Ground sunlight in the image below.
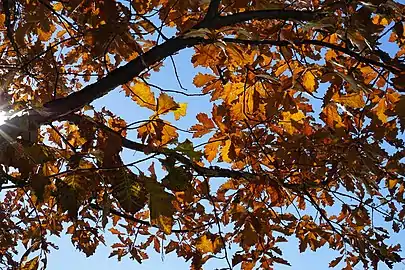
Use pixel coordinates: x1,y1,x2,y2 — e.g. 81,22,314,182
0,111,8,125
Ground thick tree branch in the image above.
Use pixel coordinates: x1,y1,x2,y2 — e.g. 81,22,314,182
199,9,324,29
0,8,396,151
41,9,321,119
204,0,221,21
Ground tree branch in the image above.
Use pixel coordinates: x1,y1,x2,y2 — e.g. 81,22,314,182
0,8,387,152
204,0,221,21
89,203,213,233
65,114,301,190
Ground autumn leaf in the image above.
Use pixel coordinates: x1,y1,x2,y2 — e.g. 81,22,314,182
157,93,179,115
1,1,405,269
333,92,365,108
373,98,388,123
204,137,222,162
37,28,53,41
329,256,344,268
145,179,175,234
31,173,50,201
128,82,156,110
191,113,215,138
241,223,259,248
173,102,187,120
322,104,344,128
20,256,39,270
196,234,223,254
222,82,245,104
221,139,234,163
193,73,216,87
302,71,317,92
280,111,305,134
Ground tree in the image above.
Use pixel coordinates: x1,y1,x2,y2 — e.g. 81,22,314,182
0,0,404,269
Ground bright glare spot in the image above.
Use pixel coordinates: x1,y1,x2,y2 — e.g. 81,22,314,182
0,111,8,125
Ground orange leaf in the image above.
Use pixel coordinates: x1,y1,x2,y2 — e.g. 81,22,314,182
221,139,233,163
204,137,222,162
196,234,223,254
109,228,122,235
302,71,317,92
333,92,365,108
322,104,343,128
37,28,52,41
191,113,215,138
373,98,388,123
193,73,216,87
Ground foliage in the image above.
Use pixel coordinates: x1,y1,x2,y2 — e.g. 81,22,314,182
0,0,405,269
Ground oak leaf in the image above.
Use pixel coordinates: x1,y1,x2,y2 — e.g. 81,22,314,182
193,73,216,87
157,93,179,115
196,234,223,254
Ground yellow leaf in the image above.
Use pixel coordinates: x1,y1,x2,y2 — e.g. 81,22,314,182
372,15,389,26
157,93,178,115
53,2,63,11
303,71,317,92
280,111,305,134
173,103,187,120
221,139,233,163
325,50,337,61
56,29,67,38
374,98,388,123
193,73,216,87
333,92,365,108
21,256,39,270
275,63,288,76
388,179,398,189
322,104,343,128
222,82,244,104
204,137,222,162
161,122,178,145
196,234,223,254
129,82,155,110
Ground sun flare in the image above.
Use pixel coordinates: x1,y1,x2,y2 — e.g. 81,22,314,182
0,111,9,126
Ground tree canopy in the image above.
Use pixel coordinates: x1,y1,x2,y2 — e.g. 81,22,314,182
0,0,405,269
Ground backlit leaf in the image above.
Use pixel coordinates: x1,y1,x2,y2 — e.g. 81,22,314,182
129,82,156,110
157,93,179,115
193,73,216,87
145,180,175,234
173,103,187,120
333,92,365,108
196,234,223,254
302,71,317,92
